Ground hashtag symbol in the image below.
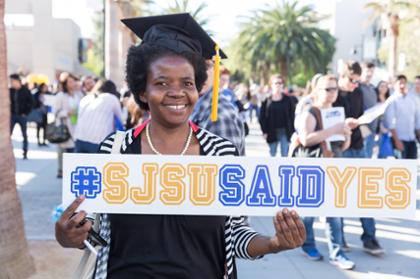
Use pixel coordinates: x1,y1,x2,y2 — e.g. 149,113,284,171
71,167,102,199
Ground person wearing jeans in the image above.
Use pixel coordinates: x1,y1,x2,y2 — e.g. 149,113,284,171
10,115,29,157
9,74,33,159
302,217,354,269
384,75,420,160
363,133,375,158
296,75,355,269
332,61,384,256
342,148,384,255
268,128,289,157
259,74,295,157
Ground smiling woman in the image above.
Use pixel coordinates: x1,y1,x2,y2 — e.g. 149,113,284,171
55,13,306,279
126,45,207,134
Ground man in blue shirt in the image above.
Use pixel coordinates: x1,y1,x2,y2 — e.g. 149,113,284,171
384,75,420,159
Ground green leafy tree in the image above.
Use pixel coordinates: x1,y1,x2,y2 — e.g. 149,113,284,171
83,0,153,77
83,11,104,77
229,1,335,85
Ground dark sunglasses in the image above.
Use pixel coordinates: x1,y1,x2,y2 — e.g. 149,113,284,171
322,87,338,93
348,77,359,84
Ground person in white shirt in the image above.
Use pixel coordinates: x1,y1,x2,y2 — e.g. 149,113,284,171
74,80,123,153
55,72,83,178
384,75,420,159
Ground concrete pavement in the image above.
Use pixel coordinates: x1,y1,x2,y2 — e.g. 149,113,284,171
238,122,420,279
13,122,420,279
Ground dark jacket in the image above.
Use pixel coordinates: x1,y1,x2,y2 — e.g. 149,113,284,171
10,86,33,115
259,95,296,143
333,89,364,150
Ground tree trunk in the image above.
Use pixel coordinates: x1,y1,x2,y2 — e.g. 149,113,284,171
388,13,399,78
279,59,288,85
0,0,35,277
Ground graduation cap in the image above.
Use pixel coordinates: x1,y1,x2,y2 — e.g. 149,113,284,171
121,13,225,121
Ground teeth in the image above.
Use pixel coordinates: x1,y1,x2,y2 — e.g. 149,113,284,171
166,105,186,110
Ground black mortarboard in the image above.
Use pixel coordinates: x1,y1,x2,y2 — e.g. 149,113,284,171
121,13,227,59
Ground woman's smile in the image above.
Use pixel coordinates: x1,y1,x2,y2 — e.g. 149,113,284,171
143,55,198,127
163,104,189,111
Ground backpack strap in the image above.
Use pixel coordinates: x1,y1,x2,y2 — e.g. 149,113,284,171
311,107,334,157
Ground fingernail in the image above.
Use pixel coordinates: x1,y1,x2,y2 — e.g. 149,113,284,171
283,208,289,214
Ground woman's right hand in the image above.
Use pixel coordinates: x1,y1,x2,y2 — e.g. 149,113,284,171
55,196,92,249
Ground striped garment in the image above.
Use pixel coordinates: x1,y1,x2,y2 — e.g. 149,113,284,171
92,122,260,279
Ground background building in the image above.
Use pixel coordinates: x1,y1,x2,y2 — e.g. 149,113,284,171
324,0,388,81
5,0,90,84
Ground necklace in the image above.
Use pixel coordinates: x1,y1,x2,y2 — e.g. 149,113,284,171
146,123,193,156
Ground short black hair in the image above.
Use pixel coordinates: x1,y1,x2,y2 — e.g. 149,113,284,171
343,61,362,77
397,74,407,81
362,61,375,69
125,44,207,110
9,73,21,82
415,75,420,80
99,80,118,95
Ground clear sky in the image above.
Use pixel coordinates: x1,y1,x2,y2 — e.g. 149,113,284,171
52,0,335,46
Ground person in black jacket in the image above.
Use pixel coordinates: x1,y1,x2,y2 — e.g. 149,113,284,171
259,74,295,157
333,61,384,256
10,74,33,159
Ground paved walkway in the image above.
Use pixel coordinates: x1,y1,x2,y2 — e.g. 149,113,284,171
13,122,420,279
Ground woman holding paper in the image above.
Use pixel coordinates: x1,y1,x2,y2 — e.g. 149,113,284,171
295,75,355,270
55,14,306,279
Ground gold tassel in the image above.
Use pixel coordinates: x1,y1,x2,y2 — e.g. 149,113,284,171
211,44,220,122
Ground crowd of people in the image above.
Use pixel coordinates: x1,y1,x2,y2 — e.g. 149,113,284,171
9,72,145,177
8,13,420,277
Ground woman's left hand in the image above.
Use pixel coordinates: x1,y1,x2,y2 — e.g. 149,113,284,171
269,209,306,252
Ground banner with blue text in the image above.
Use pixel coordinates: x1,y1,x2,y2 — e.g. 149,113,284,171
63,154,417,218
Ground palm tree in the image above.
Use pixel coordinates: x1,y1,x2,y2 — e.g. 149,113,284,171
0,0,35,277
231,1,335,84
160,0,210,29
365,0,420,78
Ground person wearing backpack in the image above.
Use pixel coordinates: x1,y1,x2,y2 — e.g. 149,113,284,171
294,75,355,270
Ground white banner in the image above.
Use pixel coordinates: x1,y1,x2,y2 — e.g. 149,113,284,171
63,154,417,218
